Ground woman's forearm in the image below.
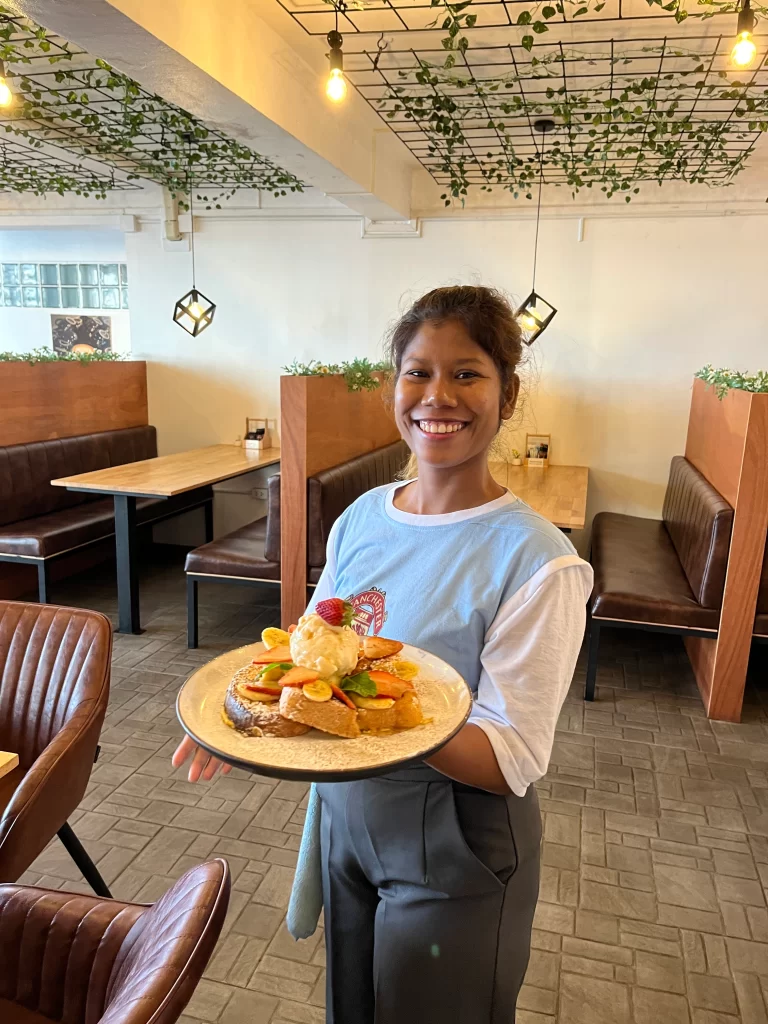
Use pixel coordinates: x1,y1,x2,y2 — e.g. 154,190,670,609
426,723,510,795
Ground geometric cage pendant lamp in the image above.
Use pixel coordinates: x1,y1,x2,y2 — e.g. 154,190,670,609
516,119,557,346
173,135,216,336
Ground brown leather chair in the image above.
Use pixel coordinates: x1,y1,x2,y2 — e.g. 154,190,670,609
185,440,408,646
0,601,112,896
586,456,733,700
0,859,231,1024
754,536,768,640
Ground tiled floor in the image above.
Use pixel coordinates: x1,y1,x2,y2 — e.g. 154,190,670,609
16,549,768,1024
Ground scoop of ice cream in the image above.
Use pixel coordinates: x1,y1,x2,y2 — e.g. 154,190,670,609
289,612,359,682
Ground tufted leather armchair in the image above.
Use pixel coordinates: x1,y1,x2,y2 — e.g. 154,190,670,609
0,601,112,894
0,859,231,1024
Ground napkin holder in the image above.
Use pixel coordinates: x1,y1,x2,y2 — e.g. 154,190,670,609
244,418,271,451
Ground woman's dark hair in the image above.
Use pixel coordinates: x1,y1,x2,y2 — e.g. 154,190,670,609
385,285,523,400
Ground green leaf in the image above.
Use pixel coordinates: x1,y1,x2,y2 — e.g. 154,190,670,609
341,672,377,697
516,10,532,24
521,34,534,51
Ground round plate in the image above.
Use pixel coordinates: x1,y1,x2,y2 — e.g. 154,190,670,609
176,641,472,781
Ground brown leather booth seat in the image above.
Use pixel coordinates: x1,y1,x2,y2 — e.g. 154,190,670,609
0,859,230,1024
586,456,733,700
755,538,768,638
0,427,212,602
185,440,409,646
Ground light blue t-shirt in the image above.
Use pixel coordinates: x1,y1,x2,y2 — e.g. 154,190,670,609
310,482,578,694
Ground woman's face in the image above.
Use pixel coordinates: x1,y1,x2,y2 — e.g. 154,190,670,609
394,319,518,471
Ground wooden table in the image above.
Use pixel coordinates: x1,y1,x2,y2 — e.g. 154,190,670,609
0,751,19,780
490,463,589,531
52,444,280,635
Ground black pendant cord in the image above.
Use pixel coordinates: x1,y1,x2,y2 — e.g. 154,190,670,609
187,137,196,291
531,153,543,294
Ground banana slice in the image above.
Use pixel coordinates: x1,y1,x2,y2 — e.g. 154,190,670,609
262,627,291,649
350,694,395,710
260,664,288,682
302,680,333,703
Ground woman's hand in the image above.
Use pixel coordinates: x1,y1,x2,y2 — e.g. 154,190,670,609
172,735,233,782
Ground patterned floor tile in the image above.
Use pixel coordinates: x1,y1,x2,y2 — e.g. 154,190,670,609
14,549,768,1022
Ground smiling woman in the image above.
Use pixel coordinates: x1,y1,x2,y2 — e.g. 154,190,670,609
174,285,593,1024
387,286,521,509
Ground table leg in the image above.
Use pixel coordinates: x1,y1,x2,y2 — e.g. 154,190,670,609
114,494,142,635
204,499,214,543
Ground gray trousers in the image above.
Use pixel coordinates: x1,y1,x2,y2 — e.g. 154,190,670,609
317,765,541,1024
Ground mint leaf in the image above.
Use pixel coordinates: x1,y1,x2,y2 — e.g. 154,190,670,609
260,662,293,674
340,672,377,697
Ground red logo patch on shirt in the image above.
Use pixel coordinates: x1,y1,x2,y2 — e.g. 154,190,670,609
347,587,387,636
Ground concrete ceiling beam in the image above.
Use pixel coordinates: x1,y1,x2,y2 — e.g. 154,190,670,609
14,0,428,220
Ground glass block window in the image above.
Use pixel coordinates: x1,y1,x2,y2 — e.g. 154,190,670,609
0,263,129,309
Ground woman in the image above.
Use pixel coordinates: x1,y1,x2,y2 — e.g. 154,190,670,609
174,285,593,1023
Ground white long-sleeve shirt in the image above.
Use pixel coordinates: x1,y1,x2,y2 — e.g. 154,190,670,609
308,483,593,795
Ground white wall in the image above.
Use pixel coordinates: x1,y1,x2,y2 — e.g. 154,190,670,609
125,210,768,551
0,228,131,354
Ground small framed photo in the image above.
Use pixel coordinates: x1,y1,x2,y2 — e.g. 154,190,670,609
525,433,550,468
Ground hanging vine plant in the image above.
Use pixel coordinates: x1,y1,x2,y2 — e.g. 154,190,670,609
377,41,768,204
0,6,305,202
368,0,768,63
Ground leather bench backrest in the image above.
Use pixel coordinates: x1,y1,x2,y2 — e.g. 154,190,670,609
757,536,768,617
0,426,157,527
262,440,409,566
661,455,733,609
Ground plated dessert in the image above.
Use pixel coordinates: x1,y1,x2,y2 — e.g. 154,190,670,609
223,599,423,740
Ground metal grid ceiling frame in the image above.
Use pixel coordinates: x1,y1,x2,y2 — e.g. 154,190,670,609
276,0,768,195
0,8,304,196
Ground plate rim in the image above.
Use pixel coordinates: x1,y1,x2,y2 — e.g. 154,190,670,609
175,641,472,781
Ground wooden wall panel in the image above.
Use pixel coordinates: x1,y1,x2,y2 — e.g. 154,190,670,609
280,374,399,627
684,380,768,722
0,361,148,446
685,377,750,507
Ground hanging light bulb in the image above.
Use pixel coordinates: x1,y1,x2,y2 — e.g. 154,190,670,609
326,29,347,102
173,287,216,337
173,134,216,336
0,59,13,109
516,119,557,345
731,0,757,66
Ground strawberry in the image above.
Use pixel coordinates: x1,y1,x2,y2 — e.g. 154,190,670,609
315,598,354,627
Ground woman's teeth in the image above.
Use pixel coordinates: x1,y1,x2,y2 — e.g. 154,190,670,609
417,421,465,434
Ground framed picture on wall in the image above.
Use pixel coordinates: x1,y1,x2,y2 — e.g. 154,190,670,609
51,314,112,355
525,433,550,468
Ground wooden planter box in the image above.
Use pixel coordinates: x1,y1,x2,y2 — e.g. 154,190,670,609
684,377,768,721
0,360,148,446
279,373,400,625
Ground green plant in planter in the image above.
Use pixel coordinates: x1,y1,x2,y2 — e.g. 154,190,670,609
0,348,125,363
283,357,391,392
694,364,768,399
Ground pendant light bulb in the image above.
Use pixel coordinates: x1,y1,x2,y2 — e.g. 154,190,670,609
731,0,757,66
0,60,13,109
327,67,347,102
326,29,346,103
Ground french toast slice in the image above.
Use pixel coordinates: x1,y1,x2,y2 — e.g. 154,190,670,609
280,686,360,739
